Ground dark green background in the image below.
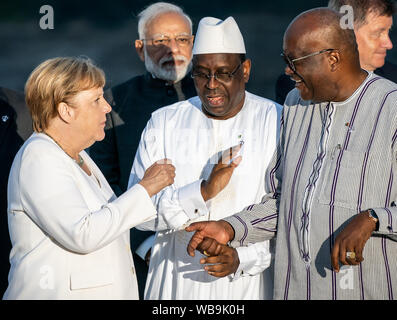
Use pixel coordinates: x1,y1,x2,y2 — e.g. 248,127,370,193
1,0,396,100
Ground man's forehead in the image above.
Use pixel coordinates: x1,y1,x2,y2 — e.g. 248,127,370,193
361,11,393,29
193,53,240,65
146,12,191,34
150,12,189,26
282,31,306,55
283,24,327,55
149,32,191,38
283,20,308,49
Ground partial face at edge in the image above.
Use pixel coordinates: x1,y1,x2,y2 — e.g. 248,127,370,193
354,12,393,71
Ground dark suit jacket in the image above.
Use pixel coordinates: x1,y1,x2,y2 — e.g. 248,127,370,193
89,72,196,298
275,60,397,105
0,87,32,297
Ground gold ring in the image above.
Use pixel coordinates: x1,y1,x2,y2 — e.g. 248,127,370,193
346,251,356,260
203,250,210,257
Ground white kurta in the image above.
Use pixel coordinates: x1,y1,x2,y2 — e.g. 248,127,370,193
129,92,281,300
4,133,157,300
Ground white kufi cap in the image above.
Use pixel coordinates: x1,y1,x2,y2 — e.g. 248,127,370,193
192,16,246,55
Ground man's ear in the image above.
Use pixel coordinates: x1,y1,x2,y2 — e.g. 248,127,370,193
329,50,341,72
242,58,252,83
135,39,145,62
57,102,74,124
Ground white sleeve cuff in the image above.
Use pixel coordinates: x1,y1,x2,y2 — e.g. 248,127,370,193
159,187,190,229
178,179,209,220
135,234,156,260
231,241,272,281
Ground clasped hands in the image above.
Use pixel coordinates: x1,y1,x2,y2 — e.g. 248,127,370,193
186,220,239,277
185,210,378,277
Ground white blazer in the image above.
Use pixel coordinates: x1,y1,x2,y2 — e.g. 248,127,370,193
3,133,156,300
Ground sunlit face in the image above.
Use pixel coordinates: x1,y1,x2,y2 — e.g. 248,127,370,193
283,33,335,103
284,55,336,103
355,12,393,71
135,12,193,82
70,86,111,143
193,53,250,120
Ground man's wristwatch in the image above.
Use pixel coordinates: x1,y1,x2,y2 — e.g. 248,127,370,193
367,209,379,231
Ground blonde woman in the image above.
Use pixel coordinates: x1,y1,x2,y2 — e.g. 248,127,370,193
3,57,175,299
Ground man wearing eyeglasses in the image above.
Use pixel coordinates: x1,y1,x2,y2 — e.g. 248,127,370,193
89,2,196,299
128,16,281,299
186,8,397,300
275,0,396,105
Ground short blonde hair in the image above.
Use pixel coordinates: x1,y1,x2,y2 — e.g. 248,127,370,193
25,56,105,132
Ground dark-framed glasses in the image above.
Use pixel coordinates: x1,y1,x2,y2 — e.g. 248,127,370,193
281,48,336,73
191,62,243,83
142,34,193,47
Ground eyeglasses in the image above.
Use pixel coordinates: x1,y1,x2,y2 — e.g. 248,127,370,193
142,35,193,47
191,62,243,84
281,48,335,73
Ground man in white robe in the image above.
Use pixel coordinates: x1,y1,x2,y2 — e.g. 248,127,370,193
128,16,282,300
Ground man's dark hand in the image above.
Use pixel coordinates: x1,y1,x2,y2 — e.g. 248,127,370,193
185,220,235,257
331,210,377,272
201,144,242,201
197,237,240,278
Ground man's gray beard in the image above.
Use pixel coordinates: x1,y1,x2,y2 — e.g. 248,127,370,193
144,51,192,83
